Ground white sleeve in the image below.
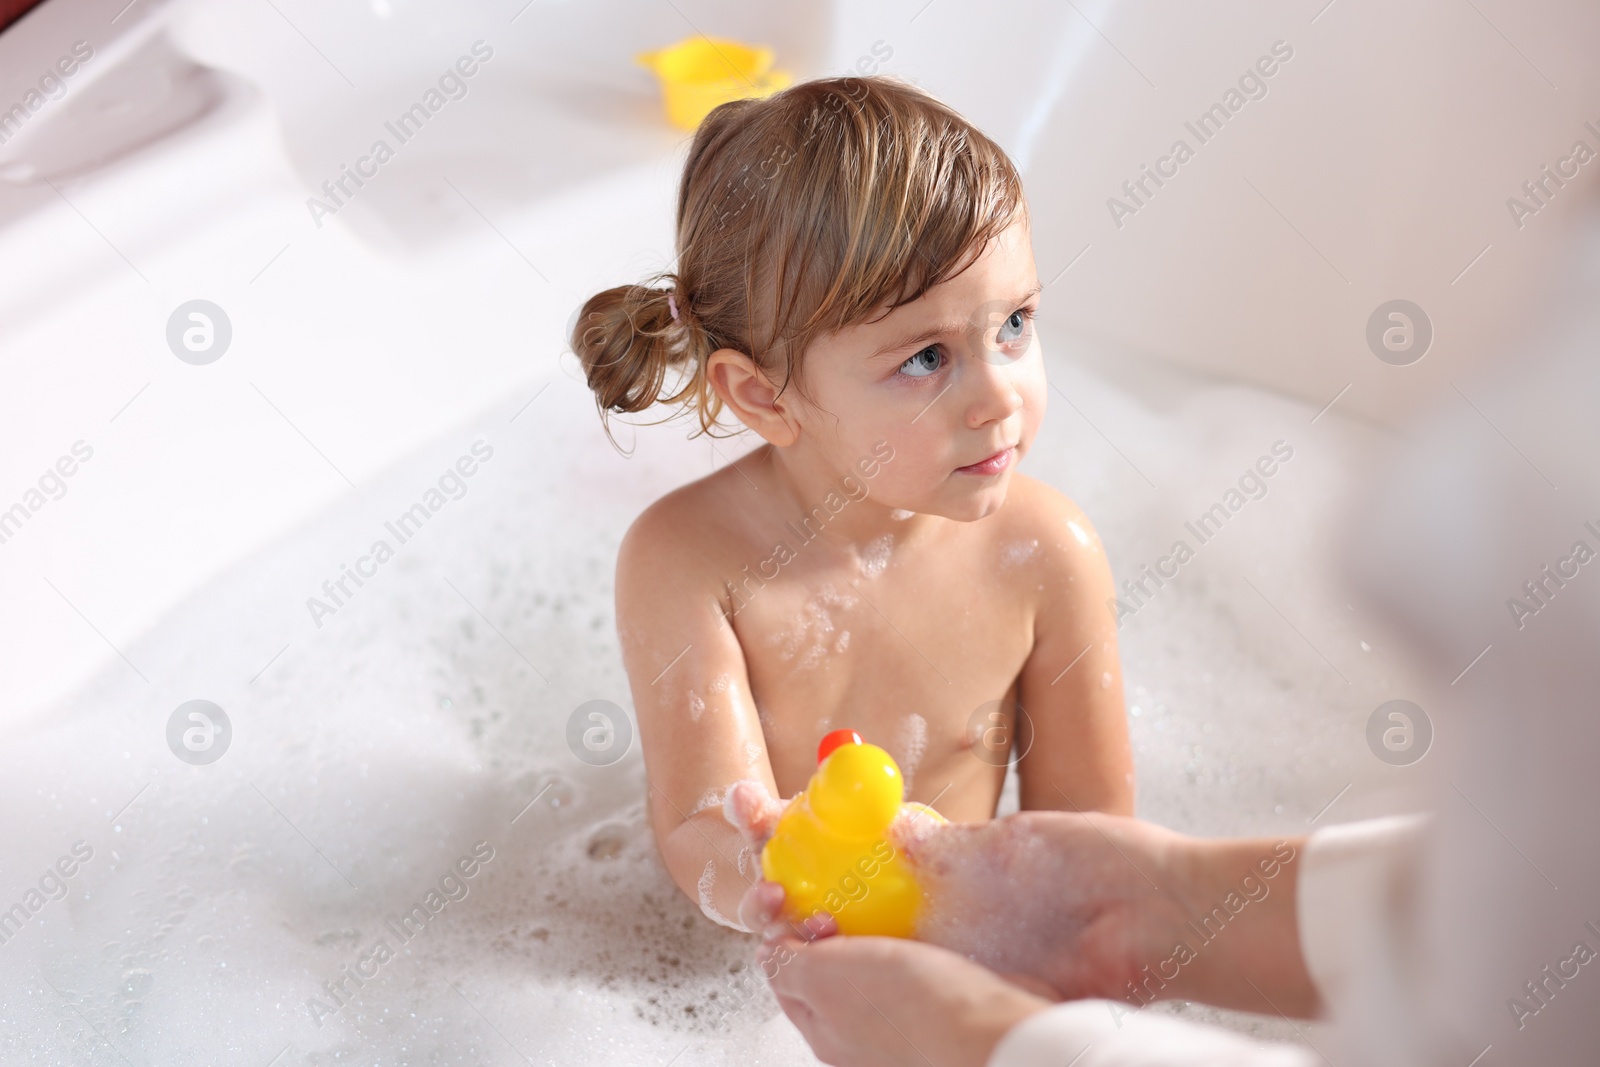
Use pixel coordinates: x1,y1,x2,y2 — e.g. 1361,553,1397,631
1295,813,1429,1051
986,999,1315,1067
988,816,1428,1067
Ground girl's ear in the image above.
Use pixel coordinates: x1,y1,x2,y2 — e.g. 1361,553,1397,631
706,348,802,447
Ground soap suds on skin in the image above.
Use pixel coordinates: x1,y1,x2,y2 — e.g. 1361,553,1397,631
688,690,706,722
767,583,857,671
859,534,893,578
896,713,928,792
1001,538,1039,567
697,860,741,929
709,672,731,694
690,785,728,816
889,508,914,521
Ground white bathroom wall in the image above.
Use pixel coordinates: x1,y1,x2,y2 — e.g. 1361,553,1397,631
833,0,1600,424
3,0,1594,722
2,0,831,719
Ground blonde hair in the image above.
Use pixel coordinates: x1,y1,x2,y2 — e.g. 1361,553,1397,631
571,75,1027,443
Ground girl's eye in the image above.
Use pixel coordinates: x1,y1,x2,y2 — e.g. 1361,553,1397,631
996,308,1032,346
898,345,943,378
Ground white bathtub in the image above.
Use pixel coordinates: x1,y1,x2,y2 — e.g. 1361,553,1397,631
0,0,1567,1062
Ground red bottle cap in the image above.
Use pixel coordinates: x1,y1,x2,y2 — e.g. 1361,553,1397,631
817,728,864,765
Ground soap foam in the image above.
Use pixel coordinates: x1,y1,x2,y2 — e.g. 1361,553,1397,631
769,583,857,671
697,860,742,930
691,785,730,817
0,352,1395,1062
1001,538,1040,567
859,534,894,578
896,713,929,792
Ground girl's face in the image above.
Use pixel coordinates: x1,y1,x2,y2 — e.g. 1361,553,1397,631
792,215,1046,522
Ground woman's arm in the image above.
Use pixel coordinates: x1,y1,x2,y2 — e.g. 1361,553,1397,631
899,811,1318,1016
615,493,784,929
1012,488,1134,815
758,934,1316,1067
751,812,1324,1066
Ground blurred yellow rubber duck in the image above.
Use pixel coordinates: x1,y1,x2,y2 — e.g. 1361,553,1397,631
636,36,792,130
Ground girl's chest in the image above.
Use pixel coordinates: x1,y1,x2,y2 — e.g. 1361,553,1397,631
728,555,1034,798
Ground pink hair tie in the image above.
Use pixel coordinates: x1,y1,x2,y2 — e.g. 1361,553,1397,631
667,293,680,321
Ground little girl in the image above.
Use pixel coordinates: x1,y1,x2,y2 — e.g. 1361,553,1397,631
572,75,1133,931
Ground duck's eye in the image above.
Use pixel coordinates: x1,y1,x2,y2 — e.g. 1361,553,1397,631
898,346,942,378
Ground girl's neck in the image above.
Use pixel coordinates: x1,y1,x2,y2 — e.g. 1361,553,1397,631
746,441,944,554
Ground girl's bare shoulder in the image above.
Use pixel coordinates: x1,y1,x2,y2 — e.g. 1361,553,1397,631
999,472,1099,538
987,472,1109,578
616,461,765,588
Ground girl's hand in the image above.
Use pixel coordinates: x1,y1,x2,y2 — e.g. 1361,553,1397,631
722,778,787,849
723,780,839,938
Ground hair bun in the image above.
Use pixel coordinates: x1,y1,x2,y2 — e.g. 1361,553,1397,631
571,278,702,419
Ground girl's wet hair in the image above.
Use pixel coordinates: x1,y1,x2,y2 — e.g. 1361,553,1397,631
571,75,1027,444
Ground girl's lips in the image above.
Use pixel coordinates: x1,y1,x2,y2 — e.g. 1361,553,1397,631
955,446,1015,476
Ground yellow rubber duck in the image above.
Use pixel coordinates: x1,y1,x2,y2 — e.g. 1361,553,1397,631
760,729,946,938
636,36,793,131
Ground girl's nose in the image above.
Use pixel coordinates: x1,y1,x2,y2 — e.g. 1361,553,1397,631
964,353,1026,428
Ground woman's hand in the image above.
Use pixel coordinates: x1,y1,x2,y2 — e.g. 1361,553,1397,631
731,785,1210,1006
893,810,1191,1002
898,810,1317,1016
756,932,1050,1067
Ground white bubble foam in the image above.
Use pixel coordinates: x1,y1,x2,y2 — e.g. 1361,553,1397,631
859,534,894,578
896,713,928,792
1002,538,1039,566
697,860,741,930
691,785,730,817
769,583,856,671
0,345,1393,1063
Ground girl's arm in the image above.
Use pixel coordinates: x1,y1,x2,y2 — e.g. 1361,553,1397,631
615,494,783,930
1013,492,1135,815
